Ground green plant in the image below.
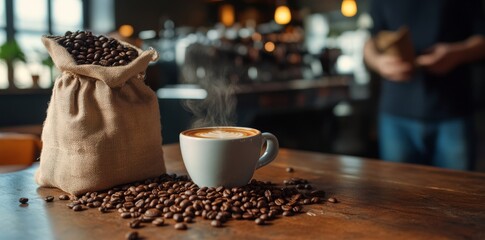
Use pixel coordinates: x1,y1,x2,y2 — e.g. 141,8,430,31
0,39,26,89
41,55,54,68
0,40,26,62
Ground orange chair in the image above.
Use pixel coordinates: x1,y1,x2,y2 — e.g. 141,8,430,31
0,133,41,172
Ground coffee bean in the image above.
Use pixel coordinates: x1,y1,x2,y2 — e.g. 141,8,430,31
292,205,302,213
98,207,109,213
281,205,292,211
125,231,139,240
184,216,193,223
211,220,222,228
174,223,187,230
140,216,155,223
183,211,195,218
173,213,183,222
75,32,86,40
311,197,321,204
19,197,29,204
67,202,79,209
215,214,227,222
282,211,294,216
59,195,70,200
73,205,83,211
164,212,174,219
286,167,294,173
128,219,142,229
274,198,285,206
144,208,161,217
255,218,265,225
44,196,54,202
327,197,338,203
152,218,165,226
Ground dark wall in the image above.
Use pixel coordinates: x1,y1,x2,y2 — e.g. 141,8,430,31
113,0,311,34
0,93,50,127
114,0,209,33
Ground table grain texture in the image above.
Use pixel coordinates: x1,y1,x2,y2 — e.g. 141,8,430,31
1,144,485,240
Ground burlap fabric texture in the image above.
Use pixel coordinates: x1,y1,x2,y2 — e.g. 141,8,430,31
35,36,166,195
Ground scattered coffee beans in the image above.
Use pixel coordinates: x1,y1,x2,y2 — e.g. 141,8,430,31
184,216,193,223
255,218,265,225
44,196,54,202
128,219,142,229
59,194,70,200
174,223,187,230
152,218,165,226
19,197,29,204
125,231,139,240
211,220,223,228
173,213,184,223
98,206,109,213
47,30,139,66
72,205,83,211
63,173,336,235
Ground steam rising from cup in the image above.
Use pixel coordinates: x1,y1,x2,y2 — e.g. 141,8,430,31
181,43,237,128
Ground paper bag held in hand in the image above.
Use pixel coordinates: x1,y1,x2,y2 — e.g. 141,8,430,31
374,26,415,64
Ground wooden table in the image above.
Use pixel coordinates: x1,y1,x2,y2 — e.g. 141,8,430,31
1,144,485,240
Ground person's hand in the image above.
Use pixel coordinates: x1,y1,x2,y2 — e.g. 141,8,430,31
375,55,413,82
416,43,460,75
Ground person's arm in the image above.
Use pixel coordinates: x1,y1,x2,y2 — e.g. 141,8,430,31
363,38,413,81
416,35,485,75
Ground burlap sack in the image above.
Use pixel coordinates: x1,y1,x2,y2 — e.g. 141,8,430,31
35,36,166,195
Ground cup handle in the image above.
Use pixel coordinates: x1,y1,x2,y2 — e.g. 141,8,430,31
256,132,279,169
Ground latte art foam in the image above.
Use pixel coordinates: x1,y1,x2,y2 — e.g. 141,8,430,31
196,130,245,139
183,127,258,139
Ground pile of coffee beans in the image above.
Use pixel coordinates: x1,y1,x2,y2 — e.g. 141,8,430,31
47,30,139,66
57,173,334,239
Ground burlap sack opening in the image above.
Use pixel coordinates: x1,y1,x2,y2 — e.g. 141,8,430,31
35,36,166,195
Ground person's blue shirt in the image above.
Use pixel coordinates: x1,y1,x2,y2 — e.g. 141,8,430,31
369,0,485,120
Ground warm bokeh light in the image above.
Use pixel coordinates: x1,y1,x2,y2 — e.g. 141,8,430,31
252,32,262,42
264,41,276,52
274,5,291,25
118,24,134,37
220,4,235,27
341,0,357,17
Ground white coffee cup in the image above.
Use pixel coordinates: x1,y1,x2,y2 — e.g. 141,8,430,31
179,126,279,187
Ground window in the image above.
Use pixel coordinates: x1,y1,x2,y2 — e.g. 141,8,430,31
52,0,83,34
0,0,84,90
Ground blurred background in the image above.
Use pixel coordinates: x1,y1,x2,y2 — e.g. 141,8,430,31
0,0,484,171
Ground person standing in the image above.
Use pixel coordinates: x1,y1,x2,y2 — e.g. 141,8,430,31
364,0,485,170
